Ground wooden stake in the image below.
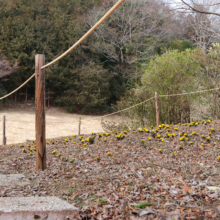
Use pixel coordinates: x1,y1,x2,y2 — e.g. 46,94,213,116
155,92,160,127
78,117,81,136
3,115,6,145
48,89,50,109
35,54,46,170
25,86,28,104
15,92,17,104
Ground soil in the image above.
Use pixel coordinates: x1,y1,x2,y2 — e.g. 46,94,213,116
0,103,119,144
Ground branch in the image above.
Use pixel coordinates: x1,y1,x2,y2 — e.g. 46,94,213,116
181,0,220,17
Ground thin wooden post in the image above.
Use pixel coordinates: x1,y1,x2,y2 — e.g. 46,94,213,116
3,116,6,145
25,86,28,104
155,92,160,127
48,89,50,109
78,117,81,136
35,54,46,170
15,92,17,104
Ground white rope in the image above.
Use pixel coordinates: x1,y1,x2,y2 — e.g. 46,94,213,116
41,0,125,69
0,73,35,100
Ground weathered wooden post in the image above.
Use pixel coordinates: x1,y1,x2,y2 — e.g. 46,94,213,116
155,92,160,127
25,86,28,104
3,115,6,145
78,117,81,136
35,54,46,170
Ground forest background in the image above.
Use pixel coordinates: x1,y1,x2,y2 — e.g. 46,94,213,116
0,0,220,127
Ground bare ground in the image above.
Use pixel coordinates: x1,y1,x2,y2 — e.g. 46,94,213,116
0,104,118,144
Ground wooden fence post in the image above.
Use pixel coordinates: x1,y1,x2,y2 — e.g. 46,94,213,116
35,54,46,170
155,92,160,127
3,116,6,145
25,86,28,104
78,117,81,136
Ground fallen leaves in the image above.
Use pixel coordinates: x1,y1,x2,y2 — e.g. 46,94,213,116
1,120,220,218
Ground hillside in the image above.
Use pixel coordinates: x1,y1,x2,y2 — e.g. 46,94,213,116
1,120,220,219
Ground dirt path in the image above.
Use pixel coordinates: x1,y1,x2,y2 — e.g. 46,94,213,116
0,107,119,144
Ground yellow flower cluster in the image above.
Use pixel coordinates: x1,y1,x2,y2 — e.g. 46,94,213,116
117,133,125,140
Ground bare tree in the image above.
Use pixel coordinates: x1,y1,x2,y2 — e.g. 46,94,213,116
180,0,220,17
85,0,180,85
164,0,220,50
0,55,17,80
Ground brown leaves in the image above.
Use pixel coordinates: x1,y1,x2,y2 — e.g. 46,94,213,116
1,121,220,219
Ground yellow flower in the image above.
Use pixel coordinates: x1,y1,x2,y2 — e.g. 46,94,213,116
108,152,111,156
201,134,204,138
201,143,204,146
73,142,76,144
70,158,75,163
144,128,149,133
148,137,151,141
97,156,100,160
157,134,161,138
84,143,87,146
174,127,178,131
104,138,107,142
138,128,143,132
172,133,175,137
218,156,220,160
206,137,210,140
52,150,56,154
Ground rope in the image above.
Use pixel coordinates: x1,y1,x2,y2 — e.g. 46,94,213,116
0,73,35,100
41,0,125,70
83,87,220,121
85,97,155,121
159,87,220,97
